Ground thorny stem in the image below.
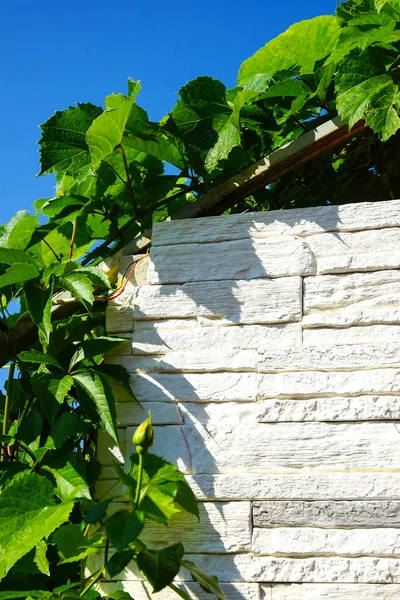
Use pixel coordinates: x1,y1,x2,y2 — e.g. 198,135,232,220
1,360,15,461
69,219,78,260
134,452,144,509
119,145,138,217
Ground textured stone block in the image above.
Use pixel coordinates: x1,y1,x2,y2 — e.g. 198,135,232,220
99,581,260,600
148,237,315,284
134,277,302,324
186,472,400,500
304,325,400,347
116,401,182,426
303,270,400,327
253,500,400,527
253,527,400,556
110,349,258,373
131,372,257,402
258,369,400,398
258,344,400,372
180,402,256,425
106,306,134,333
152,199,400,245
132,323,302,355
256,396,400,422
183,422,400,473
140,501,251,553
268,583,400,599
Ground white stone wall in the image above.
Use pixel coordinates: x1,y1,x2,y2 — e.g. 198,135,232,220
101,199,400,599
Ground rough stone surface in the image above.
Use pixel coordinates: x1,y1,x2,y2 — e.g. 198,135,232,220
132,322,302,355
256,396,400,422
152,199,400,245
304,325,400,347
148,236,315,284
99,582,261,600
140,501,251,553
258,369,400,398
186,473,400,500
253,500,400,527
134,277,302,324
268,584,400,599
258,344,400,372
105,199,400,595
182,422,400,473
131,371,257,402
253,527,400,556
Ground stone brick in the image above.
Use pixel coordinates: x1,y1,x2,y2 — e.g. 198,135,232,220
134,277,302,324
148,237,315,284
304,325,400,347
253,500,400,527
99,582,260,600
268,583,400,599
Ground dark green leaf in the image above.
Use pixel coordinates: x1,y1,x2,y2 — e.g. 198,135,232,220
106,549,135,578
137,543,184,593
73,370,118,442
24,280,53,349
83,498,113,525
32,373,74,426
60,272,94,311
181,560,226,600
80,336,127,360
18,350,62,369
53,524,102,563
106,510,144,551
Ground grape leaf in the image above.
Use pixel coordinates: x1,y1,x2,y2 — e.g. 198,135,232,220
335,47,400,140
53,524,102,563
0,473,73,581
238,16,340,85
0,264,40,289
34,540,50,576
7,216,37,251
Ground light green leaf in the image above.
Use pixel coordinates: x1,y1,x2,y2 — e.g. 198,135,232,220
205,118,241,172
34,540,50,576
77,266,112,289
53,524,102,563
238,16,340,85
87,94,134,167
0,472,73,581
137,543,184,593
181,560,226,600
7,216,37,251
336,47,400,140
0,263,39,289
0,247,38,267
60,272,94,311
44,453,91,500
73,370,118,442
38,103,103,176
0,211,30,247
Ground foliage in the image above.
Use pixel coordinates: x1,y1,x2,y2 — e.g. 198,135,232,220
1,0,400,597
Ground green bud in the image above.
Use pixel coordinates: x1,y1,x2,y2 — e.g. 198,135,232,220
132,412,154,455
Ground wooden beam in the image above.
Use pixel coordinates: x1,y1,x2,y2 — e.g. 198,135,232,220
121,117,365,255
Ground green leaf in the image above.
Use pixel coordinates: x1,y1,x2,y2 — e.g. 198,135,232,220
83,498,113,525
18,350,62,369
53,524,102,563
336,47,400,140
32,373,74,426
105,509,144,551
34,540,50,576
80,336,127,360
205,118,241,172
155,480,199,519
181,560,226,600
106,549,135,578
0,593,52,599
0,210,30,247
24,280,53,350
46,412,90,449
60,272,94,311
0,246,37,267
38,103,103,176
0,472,73,581
0,264,39,289
238,16,340,85
87,94,135,167
44,452,91,500
137,543,184,593
73,370,118,442
106,592,136,600
7,216,37,251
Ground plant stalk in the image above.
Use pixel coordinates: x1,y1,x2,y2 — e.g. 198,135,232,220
134,452,144,509
119,145,138,217
1,360,15,461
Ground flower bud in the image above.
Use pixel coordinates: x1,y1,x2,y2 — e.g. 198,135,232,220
132,412,154,455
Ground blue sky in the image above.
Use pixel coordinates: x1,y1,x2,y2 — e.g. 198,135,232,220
0,0,336,224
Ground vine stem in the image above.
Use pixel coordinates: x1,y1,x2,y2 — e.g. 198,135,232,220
43,239,62,262
69,219,78,260
119,145,138,217
1,360,15,461
134,452,144,509
80,567,104,597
